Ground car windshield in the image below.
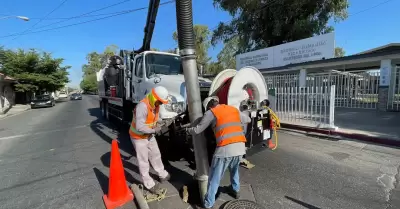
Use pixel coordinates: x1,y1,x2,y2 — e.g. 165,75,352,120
34,95,50,100
72,93,79,96
145,53,182,77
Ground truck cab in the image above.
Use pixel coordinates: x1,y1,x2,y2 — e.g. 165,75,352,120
126,50,212,118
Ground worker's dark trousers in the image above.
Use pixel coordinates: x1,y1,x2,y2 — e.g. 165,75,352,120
204,155,242,208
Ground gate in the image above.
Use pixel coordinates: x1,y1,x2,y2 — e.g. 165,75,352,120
330,70,380,109
388,66,400,111
265,73,336,129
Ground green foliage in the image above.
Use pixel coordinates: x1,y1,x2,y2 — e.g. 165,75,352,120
151,48,176,53
211,0,349,53
80,74,97,93
0,47,70,93
217,36,239,70
335,47,345,57
80,44,119,92
173,24,212,65
207,61,224,74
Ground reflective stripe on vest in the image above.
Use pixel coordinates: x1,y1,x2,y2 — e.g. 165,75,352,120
211,104,246,147
129,97,159,139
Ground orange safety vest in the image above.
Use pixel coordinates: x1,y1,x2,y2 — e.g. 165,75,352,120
210,104,247,147
129,97,160,139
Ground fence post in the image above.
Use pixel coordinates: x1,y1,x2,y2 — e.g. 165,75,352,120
329,85,337,130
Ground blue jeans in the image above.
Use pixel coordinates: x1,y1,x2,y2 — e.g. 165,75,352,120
204,155,242,208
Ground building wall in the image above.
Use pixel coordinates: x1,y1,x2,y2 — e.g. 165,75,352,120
0,81,15,113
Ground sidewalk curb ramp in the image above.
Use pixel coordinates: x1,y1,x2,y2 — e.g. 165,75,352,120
102,139,134,209
0,105,30,119
281,123,400,148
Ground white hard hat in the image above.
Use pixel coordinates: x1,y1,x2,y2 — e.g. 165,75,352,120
203,96,219,110
152,86,169,104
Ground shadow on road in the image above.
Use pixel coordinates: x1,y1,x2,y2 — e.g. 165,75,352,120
55,99,69,103
93,167,109,195
87,106,196,203
285,196,322,209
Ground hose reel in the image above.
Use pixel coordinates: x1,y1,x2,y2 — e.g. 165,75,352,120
208,67,268,109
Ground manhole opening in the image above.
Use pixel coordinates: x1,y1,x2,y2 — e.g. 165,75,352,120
223,199,265,209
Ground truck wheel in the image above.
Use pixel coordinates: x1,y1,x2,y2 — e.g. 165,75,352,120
101,101,106,119
103,102,109,120
105,103,110,121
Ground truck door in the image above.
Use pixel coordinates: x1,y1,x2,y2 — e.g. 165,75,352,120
131,55,144,102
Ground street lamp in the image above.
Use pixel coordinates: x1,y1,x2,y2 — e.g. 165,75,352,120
0,16,30,21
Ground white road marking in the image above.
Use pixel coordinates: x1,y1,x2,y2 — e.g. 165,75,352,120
0,124,89,141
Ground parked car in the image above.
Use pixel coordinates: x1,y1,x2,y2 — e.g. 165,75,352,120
70,93,82,100
31,95,55,109
58,91,68,99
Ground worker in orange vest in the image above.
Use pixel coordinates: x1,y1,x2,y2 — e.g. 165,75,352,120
129,86,171,194
186,96,251,209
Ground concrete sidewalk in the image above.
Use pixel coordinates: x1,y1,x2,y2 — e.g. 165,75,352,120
281,107,400,147
0,104,30,119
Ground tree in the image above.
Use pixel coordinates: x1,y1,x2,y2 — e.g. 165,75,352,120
80,44,119,92
80,74,97,93
211,0,349,53
335,47,345,57
165,48,177,54
207,61,224,74
0,48,70,93
173,24,211,66
217,36,239,70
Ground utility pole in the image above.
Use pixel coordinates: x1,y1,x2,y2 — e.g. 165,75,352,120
175,0,209,200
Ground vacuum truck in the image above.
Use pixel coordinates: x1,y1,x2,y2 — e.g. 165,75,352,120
96,0,273,166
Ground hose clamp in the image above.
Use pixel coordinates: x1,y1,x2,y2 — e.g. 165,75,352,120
180,48,196,56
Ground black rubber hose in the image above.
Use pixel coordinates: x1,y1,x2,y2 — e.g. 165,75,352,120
175,0,195,51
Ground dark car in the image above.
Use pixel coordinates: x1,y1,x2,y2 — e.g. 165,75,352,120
70,93,82,100
31,95,55,109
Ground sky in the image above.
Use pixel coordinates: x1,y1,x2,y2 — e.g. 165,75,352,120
0,0,399,88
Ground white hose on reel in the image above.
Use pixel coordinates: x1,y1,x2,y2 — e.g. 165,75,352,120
208,66,269,109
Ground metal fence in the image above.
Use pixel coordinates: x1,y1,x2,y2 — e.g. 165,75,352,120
388,67,400,111
329,71,380,109
265,73,336,129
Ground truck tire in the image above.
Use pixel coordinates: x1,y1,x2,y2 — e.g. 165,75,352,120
101,101,108,120
103,102,109,120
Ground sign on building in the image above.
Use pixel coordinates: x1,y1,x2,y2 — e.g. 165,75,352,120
236,32,335,70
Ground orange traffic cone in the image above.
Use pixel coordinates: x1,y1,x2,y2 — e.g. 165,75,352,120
102,139,134,209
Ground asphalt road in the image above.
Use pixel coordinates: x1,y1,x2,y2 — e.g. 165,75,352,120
0,95,399,209
0,96,132,209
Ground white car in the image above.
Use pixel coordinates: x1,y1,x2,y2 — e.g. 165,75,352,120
58,92,68,99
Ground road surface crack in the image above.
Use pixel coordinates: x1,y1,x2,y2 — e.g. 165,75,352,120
387,164,400,204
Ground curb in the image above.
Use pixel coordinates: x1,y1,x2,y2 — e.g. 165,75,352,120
281,123,400,147
0,106,31,120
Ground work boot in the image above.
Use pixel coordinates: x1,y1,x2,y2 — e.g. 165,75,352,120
148,183,160,194
195,205,213,209
267,140,276,149
160,173,171,183
229,186,240,199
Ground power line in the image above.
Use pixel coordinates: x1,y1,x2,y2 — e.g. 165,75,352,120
27,10,136,20
0,0,175,39
167,0,280,49
34,0,134,30
348,0,395,16
8,0,69,42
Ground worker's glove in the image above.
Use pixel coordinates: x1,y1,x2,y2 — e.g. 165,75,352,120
185,127,194,135
164,119,174,127
154,127,162,135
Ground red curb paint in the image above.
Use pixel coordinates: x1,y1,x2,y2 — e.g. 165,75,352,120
281,123,400,147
